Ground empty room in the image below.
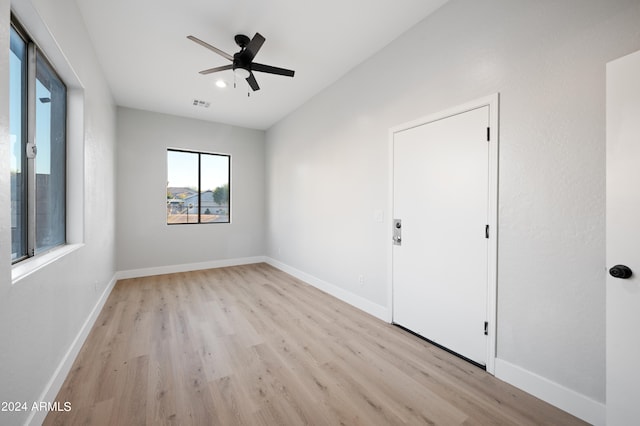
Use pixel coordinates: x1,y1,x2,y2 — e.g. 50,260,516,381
1,0,640,425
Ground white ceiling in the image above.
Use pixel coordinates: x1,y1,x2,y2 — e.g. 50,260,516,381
75,0,449,130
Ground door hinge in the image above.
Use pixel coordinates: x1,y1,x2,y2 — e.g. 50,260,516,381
484,321,488,335
485,224,489,239
393,219,402,246
487,127,490,142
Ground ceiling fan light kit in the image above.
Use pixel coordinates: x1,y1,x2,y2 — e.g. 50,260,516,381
234,67,251,79
188,32,295,93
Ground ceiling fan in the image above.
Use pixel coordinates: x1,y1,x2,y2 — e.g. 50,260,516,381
187,32,295,92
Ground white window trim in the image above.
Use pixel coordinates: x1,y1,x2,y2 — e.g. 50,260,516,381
11,243,84,284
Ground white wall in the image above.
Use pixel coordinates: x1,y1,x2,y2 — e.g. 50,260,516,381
1,1,637,424
266,0,640,411
0,0,117,425
116,108,265,273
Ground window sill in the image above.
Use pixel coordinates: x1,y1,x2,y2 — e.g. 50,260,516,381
12,243,84,285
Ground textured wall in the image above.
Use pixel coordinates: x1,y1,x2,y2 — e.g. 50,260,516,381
116,108,266,272
266,0,640,403
0,0,117,425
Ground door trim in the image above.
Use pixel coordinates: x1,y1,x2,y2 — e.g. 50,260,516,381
387,94,499,374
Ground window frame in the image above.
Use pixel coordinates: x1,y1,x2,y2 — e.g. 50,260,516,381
10,16,68,264
166,148,231,225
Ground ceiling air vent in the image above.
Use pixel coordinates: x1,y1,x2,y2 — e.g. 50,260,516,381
192,99,210,108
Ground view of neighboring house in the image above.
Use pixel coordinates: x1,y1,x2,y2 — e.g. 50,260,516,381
183,191,229,216
166,187,194,216
167,186,196,199
166,187,229,223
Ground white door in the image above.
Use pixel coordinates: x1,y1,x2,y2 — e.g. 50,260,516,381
392,102,494,367
606,49,640,425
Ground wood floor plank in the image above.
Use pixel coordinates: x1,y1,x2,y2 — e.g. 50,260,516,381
147,338,179,425
45,263,587,425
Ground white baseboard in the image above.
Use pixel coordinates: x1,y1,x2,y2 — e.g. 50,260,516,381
116,256,267,280
494,358,605,426
26,274,118,426
265,257,388,321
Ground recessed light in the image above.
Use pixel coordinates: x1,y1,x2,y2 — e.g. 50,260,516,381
215,80,227,88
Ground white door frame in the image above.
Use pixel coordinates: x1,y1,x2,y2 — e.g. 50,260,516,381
387,94,499,374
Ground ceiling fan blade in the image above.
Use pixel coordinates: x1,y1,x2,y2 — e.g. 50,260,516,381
187,35,233,61
246,72,260,91
251,62,295,77
199,64,233,75
240,33,265,62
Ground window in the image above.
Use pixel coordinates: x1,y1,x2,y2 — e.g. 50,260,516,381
167,149,230,224
10,19,67,263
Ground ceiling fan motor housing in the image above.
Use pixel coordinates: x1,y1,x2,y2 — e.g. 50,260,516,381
232,54,252,79
233,51,250,72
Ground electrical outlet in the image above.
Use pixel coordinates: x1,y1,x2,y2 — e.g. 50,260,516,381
358,275,365,285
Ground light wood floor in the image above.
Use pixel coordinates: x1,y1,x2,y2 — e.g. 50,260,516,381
45,263,586,425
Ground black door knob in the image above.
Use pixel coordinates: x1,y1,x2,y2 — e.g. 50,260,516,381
609,265,632,279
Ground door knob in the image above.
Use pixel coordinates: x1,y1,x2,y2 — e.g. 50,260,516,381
609,265,632,279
